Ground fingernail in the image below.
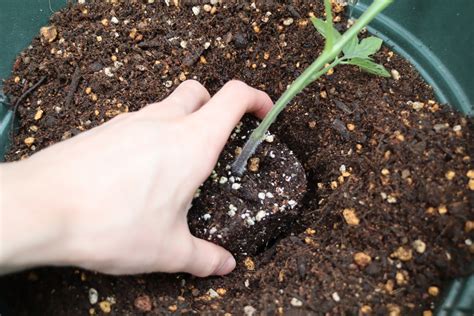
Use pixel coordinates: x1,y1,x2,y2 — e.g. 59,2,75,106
214,256,236,275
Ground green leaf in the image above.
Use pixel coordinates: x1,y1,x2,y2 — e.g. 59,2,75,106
345,36,383,59
310,16,341,45
345,57,391,77
342,35,358,56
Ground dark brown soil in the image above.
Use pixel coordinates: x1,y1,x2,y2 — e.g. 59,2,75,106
1,1,473,315
190,116,307,256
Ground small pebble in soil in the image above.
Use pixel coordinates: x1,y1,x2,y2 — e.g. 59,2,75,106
445,170,455,180
216,288,227,296
248,157,260,172
24,137,35,147
40,26,57,43
343,208,360,226
168,304,178,312
353,252,372,268
438,204,448,215
99,301,111,313
34,109,43,121
360,305,373,314
423,311,434,316
290,297,303,307
468,179,474,191
428,286,439,297
410,101,424,111
88,288,98,305
466,170,474,179
465,221,474,233
412,239,427,253
391,69,401,80
244,257,255,271
387,304,401,316
391,246,413,261
134,295,152,312
395,271,409,285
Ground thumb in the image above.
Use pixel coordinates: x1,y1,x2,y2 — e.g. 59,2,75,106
184,236,236,277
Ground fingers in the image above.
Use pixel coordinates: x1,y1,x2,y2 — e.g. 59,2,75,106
188,80,273,156
183,236,236,277
140,80,211,119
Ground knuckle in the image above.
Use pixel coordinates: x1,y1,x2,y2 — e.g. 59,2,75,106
224,79,249,91
181,79,209,97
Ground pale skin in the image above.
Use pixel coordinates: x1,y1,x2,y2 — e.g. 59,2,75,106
0,80,273,277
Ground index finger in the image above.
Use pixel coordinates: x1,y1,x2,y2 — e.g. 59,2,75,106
188,80,273,156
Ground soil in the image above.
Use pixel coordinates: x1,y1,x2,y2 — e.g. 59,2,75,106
1,0,473,315
189,116,307,256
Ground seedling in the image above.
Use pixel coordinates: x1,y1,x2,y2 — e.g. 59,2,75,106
232,0,393,175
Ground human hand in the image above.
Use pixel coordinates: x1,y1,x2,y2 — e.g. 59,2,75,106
0,80,272,276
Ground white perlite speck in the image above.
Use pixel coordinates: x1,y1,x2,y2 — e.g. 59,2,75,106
339,164,346,173
258,192,266,200
207,288,219,298
412,239,426,253
209,227,217,234
265,134,275,143
332,292,341,302
192,6,201,15
88,288,99,305
255,210,266,222
111,16,119,24
104,67,114,77
290,297,303,307
283,18,294,26
265,192,274,198
219,176,228,184
203,214,211,220
243,305,255,316
391,69,401,80
180,40,188,49
228,204,237,217
232,183,241,190
246,217,255,226
288,200,297,208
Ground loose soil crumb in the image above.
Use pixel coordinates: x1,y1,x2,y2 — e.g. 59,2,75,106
0,0,473,315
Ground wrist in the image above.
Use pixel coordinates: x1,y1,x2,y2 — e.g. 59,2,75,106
0,160,71,270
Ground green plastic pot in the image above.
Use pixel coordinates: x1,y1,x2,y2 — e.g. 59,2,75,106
0,0,472,314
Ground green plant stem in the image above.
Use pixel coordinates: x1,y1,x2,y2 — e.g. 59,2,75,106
232,0,393,175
